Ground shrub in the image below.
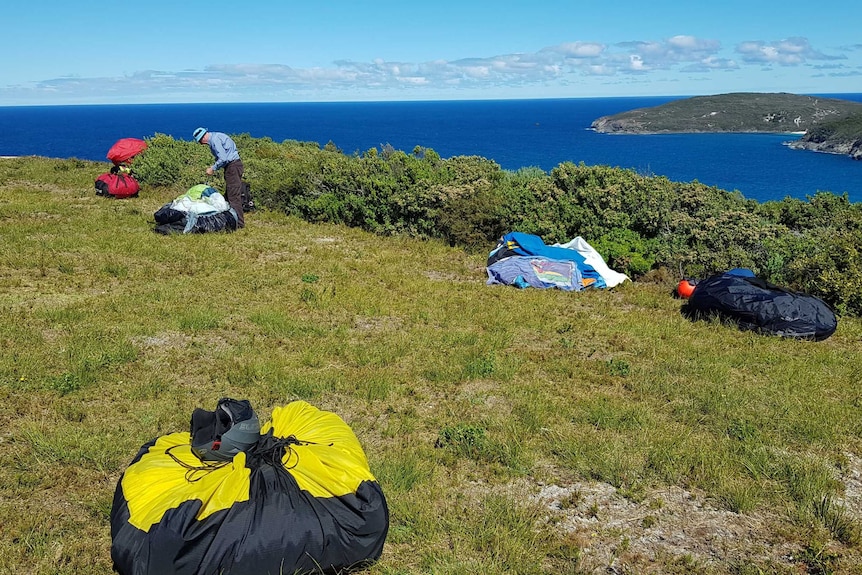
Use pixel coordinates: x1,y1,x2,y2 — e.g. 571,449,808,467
134,134,862,316
133,133,212,189
592,229,657,277
781,229,862,316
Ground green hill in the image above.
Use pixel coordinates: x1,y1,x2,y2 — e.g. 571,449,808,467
591,92,862,134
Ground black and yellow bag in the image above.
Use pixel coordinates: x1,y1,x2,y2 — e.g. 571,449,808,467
110,400,388,575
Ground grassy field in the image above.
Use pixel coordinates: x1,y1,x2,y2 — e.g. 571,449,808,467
2,157,862,574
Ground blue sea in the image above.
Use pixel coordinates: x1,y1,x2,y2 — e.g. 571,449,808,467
1,95,861,204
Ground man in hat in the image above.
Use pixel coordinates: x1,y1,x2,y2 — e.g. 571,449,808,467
193,127,245,228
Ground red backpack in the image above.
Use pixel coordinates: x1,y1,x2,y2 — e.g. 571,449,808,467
95,170,141,198
95,138,147,199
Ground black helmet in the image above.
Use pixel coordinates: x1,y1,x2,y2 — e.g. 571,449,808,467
190,398,261,462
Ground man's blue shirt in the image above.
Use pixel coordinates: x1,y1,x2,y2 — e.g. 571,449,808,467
206,132,240,171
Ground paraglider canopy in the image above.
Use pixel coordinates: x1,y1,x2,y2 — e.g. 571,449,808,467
107,138,148,165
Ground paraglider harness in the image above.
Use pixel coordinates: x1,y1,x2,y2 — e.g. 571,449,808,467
190,397,261,462
167,398,330,482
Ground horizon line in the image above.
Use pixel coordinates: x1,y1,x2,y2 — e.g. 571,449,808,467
3,91,862,108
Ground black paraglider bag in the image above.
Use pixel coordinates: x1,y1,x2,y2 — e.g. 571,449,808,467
684,271,837,340
111,400,389,575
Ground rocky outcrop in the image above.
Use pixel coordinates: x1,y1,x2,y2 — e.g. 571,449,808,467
787,131,862,160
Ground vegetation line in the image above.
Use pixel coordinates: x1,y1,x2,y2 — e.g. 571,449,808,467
131,132,862,317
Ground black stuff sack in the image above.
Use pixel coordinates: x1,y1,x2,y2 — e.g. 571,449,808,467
110,400,388,575
241,181,255,212
683,270,837,340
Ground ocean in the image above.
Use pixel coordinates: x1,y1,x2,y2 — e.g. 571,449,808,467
1,95,861,204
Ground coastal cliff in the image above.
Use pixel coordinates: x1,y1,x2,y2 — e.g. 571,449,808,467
786,114,862,159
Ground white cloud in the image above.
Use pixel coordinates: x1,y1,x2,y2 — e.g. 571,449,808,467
543,42,606,59
627,54,648,72
825,70,862,78
0,35,855,105
682,56,739,73
668,35,716,51
736,37,845,65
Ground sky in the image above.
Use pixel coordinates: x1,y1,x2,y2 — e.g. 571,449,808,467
3,1,861,106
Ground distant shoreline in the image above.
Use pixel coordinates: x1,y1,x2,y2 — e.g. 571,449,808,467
590,93,862,138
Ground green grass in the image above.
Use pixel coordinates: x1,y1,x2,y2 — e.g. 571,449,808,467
2,156,862,574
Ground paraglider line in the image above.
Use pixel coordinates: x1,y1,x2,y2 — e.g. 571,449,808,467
165,445,229,482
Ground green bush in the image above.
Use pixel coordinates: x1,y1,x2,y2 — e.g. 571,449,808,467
133,134,862,317
133,133,213,189
592,229,657,277
780,229,862,316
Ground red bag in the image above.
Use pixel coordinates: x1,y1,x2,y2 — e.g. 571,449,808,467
95,172,141,198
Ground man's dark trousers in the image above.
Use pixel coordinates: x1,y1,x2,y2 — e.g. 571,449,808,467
224,159,245,228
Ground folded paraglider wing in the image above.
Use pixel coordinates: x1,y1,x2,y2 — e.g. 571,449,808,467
107,138,148,165
684,270,838,340
486,232,629,290
110,400,388,575
153,185,237,234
